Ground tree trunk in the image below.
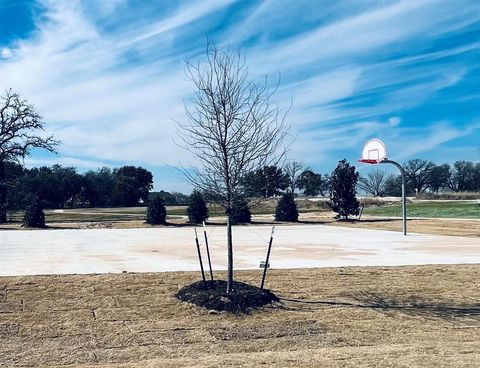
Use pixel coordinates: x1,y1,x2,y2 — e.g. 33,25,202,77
0,161,7,223
226,215,234,293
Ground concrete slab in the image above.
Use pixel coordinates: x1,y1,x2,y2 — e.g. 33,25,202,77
0,224,479,276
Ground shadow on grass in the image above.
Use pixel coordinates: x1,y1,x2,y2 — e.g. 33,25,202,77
252,220,329,225
335,218,406,224
356,218,403,223
175,220,324,226
350,292,480,319
278,291,480,320
358,218,438,224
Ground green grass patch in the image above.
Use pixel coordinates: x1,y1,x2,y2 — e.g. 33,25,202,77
364,201,480,219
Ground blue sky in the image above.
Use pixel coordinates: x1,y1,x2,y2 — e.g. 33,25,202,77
0,0,479,192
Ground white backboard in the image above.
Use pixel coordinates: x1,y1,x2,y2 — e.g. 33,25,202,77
360,139,387,163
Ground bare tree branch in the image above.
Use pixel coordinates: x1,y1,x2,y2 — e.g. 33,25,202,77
177,43,291,208
0,89,59,162
359,169,388,197
284,161,304,194
0,89,60,223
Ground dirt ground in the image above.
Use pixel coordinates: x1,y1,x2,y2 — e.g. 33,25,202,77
309,213,480,237
1,265,479,367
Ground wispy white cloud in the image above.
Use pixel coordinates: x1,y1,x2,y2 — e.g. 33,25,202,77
0,0,233,169
242,0,479,73
389,117,401,127
120,0,235,48
224,0,479,167
23,156,110,169
0,0,478,190
391,121,480,160
0,47,12,58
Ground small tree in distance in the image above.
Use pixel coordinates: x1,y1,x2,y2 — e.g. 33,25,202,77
23,196,45,228
427,164,450,193
297,169,323,196
284,161,303,194
358,169,388,197
230,198,251,224
243,166,289,198
275,192,299,222
329,159,360,220
403,159,435,194
187,190,209,224
146,196,167,225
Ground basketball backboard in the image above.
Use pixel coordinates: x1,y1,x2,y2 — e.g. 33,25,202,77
359,138,387,164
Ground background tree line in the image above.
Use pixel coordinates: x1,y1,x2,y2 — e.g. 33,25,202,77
359,159,480,197
3,162,155,211
237,158,480,201
3,157,478,217
242,162,331,198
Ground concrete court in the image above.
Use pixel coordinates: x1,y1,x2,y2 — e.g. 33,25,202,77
0,224,479,276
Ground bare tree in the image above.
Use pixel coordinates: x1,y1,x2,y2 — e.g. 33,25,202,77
177,44,289,292
359,169,388,197
403,159,435,194
0,90,59,223
284,161,303,194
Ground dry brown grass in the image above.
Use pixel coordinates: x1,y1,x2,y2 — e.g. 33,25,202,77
300,212,480,237
1,265,479,367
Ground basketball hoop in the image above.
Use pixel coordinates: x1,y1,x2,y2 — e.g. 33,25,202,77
358,138,387,164
358,138,407,236
358,159,382,164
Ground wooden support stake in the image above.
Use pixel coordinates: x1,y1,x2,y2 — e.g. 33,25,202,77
202,221,214,281
358,203,365,221
260,226,275,290
194,227,206,286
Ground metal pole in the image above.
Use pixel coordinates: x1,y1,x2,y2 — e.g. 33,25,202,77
358,203,365,221
382,159,407,235
202,221,214,281
260,226,275,289
194,227,207,285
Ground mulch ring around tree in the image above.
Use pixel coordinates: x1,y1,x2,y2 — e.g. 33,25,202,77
175,280,280,313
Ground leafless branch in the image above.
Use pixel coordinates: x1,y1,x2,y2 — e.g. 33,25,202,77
177,43,291,210
0,89,59,162
359,169,388,197
284,161,304,194
0,89,60,223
